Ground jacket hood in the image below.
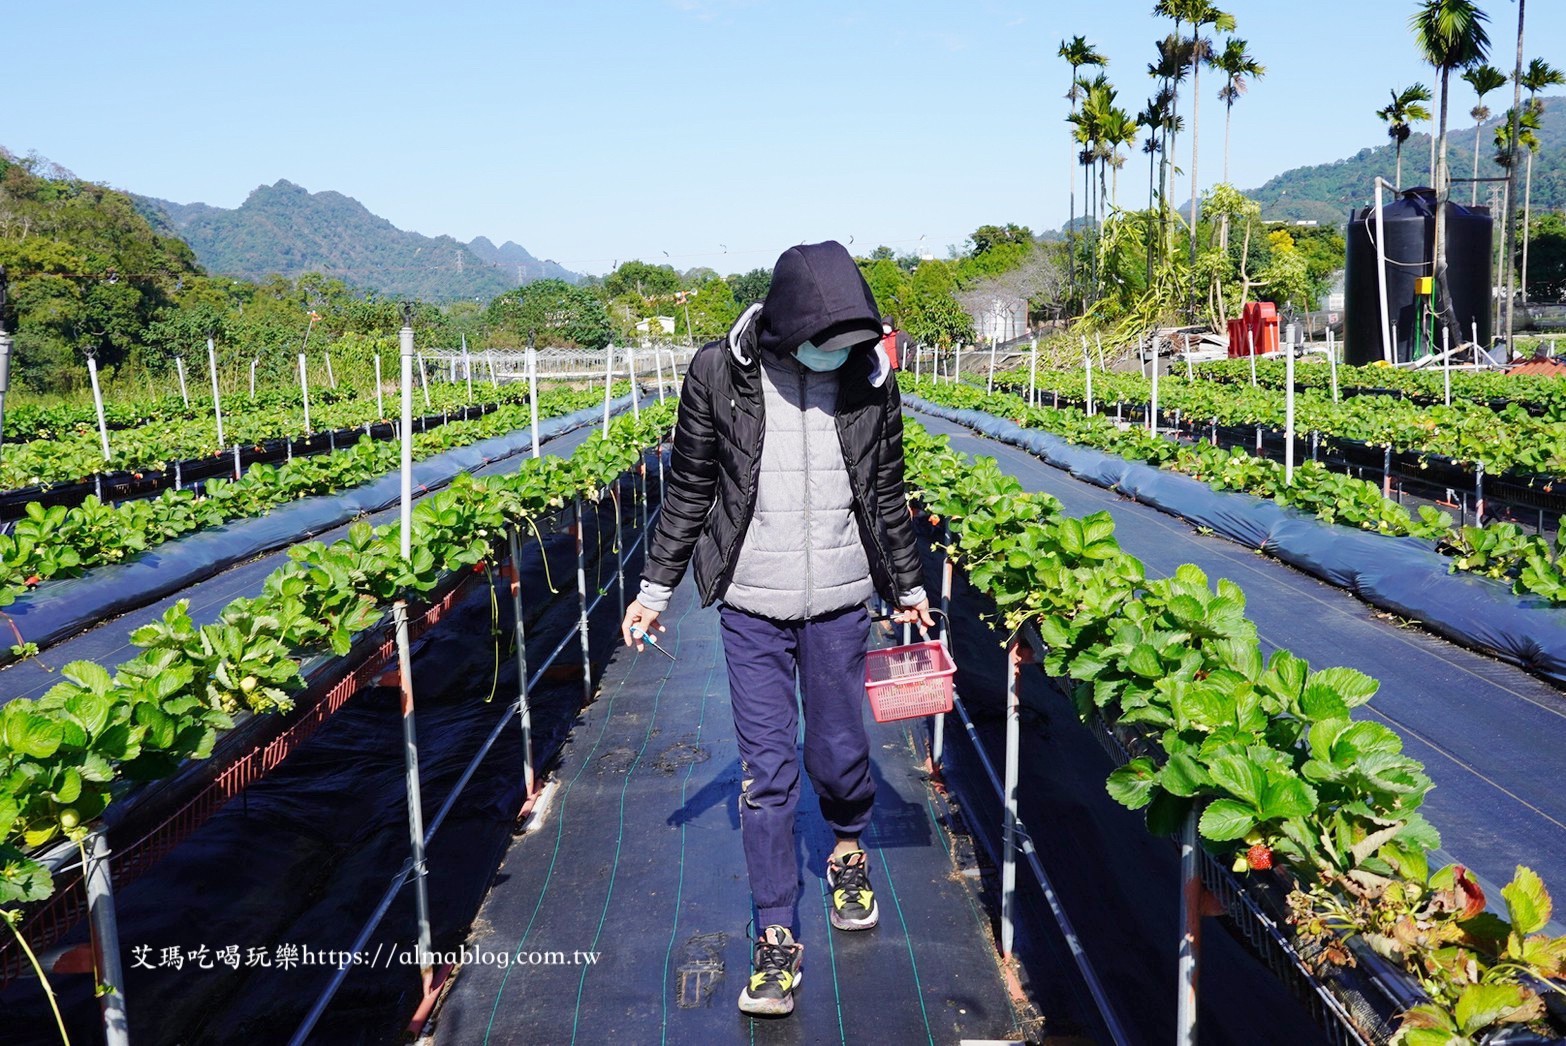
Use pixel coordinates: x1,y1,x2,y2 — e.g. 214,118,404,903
728,299,891,389
756,241,883,359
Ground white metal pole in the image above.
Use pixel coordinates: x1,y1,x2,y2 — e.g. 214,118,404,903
954,343,963,385
1028,337,1038,406
1444,328,1453,406
298,353,312,435
527,348,541,459
1374,178,1395,364
1149,337,1160,434
575,497,593,706
462,338,473,403
602,344,615,437
1000,638,1022,957
250,357,258,400
488,350,498,388
1095,332,1105,371
1328,330,1340,402
627,343,639,421
1285,330,1296,485
207,337,224,450
399,320,415,556
175,355,189,408
325,352,336,390
652,344,666,402
507,528,535,799
987,337,999,393
417,352,431,410
915,342,922,382
1085,345,1095,418
375,353,385,418
87,356,111,460
84,830,129,1046
1177,811,1202,1045
1247,328,1258,385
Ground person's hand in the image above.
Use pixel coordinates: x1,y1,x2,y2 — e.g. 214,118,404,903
891,598,935,630
622,599,665,650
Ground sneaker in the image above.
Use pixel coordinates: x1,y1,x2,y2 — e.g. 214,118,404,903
826,850,879,931
738,925,803,1017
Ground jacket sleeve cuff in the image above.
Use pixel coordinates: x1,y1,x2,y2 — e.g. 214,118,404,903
639,579,674,613
896,586,928,607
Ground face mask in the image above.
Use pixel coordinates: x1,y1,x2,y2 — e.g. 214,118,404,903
794,340,852,372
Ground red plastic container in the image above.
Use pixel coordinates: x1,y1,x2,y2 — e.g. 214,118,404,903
864,640,956,723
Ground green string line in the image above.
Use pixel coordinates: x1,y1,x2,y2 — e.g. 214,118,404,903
658,633,717,1046
568,614,680,1044
481,622,637,1044
873,840,935,1046
814,842,848,1044
910,723,1026,1037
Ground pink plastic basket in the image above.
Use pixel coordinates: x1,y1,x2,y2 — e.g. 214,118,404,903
864,640,956,723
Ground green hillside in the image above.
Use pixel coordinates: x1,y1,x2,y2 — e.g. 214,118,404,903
1244,94,1566,225
0,151,203,390
135,181,546,303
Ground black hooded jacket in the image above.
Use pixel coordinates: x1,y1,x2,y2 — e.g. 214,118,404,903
640,241,924,610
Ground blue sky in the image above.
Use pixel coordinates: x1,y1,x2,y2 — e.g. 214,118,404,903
8,1,1558,276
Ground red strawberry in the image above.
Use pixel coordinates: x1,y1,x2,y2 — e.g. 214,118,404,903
1246,844,1273,871
23,574,42,588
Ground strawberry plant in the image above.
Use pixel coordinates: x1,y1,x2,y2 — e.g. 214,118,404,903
0,397,675,939
901,421,1566,1042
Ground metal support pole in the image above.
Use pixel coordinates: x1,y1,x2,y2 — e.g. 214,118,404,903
507,528,535,799
1000,637,1022,957
1383,446,1393,500
375,353,385,418
1443,328,1452,406
1028,337,1038,406
627,343,640,421
87,355,111,460
652,345,666,402
1475,462,1486,526
1084,343,1094,417
393,600,434,985
176,355,189,408
298,353,312,435
986,337,999,393
527,348,541,459
1177,811,1202,1046
575,497,593,706
1374,178,1395,364
417,352,431,410
1284,329,1296,486
84,830,129,1046
250,357,258,401
207,338,224,451
1328,332,1340,402
934,523,953,770
1247,328,1258,386
602,345,615,437
614,484,626,622
1148,337,1160,435
325,352,336,390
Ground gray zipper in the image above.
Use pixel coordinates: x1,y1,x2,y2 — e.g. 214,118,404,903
800,368,812,618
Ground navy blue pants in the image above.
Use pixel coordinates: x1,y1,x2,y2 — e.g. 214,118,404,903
718,603,875,933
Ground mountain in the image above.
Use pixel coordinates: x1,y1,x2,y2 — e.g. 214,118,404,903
1242,94,1566,226
465,236,579,284
133,180,582,302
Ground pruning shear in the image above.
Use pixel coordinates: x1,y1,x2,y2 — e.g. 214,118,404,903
631,627,677,662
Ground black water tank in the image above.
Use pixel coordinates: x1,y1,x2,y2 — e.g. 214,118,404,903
1344,187,1492,365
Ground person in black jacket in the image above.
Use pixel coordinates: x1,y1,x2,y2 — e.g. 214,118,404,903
621,240,932,1017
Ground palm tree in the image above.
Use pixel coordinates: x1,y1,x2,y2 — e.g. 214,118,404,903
1148,34,1192,264
1493,105,1539,313
1460,63,1507,203
1060,36,1108,305
1215,37,1265,185
1409,0,1490,348
1139,92,1172,283
1501,0,1525,346
1182,2,1236,269
1101,103,1139,210
1377,84,1433,187
1519,58,1564,302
